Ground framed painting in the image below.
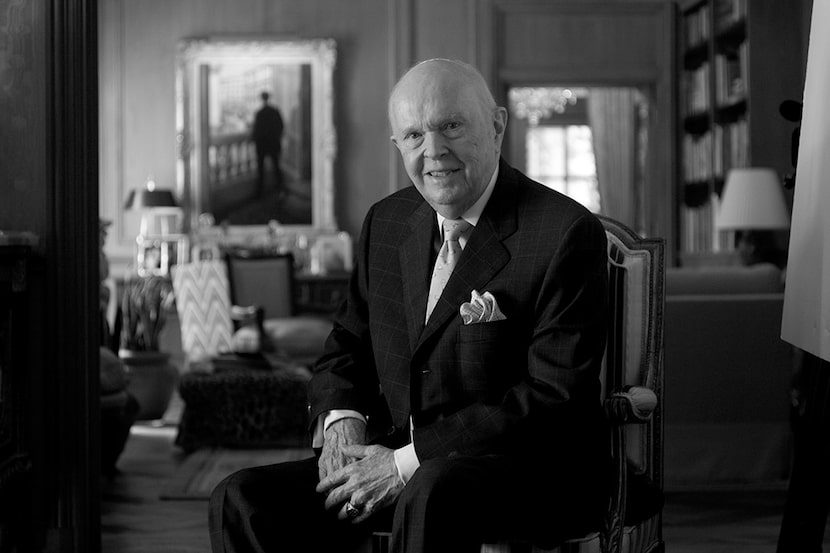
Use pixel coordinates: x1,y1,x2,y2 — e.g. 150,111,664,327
176,37,337,238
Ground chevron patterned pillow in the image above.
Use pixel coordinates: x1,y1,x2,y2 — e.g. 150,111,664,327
172,260,234,367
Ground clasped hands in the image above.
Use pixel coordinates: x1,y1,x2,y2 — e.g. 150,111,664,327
316,417,404,523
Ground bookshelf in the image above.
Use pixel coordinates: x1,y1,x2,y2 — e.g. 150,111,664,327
677,0,803,263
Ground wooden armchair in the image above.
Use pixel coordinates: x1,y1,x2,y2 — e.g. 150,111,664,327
586,215,665,553
372,215,666,553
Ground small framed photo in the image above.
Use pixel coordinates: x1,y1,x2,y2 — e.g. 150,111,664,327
309,231,353,275
136,235,190,277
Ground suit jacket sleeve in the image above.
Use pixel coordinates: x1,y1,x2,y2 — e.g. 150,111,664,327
307,205,384,430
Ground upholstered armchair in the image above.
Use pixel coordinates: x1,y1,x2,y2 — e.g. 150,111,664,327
223,251,334,365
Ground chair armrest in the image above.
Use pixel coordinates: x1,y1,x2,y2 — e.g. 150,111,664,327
604,386,657,424
600,385,659,553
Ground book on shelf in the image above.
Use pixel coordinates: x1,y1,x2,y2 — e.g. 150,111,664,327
713,119,748,180
682,132,713,183
684,62,711,115
714,46,746,106
680,193,737,253
684,2,711,48
715,0,747,29
681,201,713,253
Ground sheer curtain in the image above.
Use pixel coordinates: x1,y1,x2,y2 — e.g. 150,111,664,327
587,88,644,232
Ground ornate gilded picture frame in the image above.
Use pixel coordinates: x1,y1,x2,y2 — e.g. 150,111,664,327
176,38,337,237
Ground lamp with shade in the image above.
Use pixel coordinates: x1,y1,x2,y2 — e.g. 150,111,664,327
716,167,790,266
124,178,189,276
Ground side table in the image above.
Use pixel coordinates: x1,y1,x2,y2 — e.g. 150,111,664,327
295,271,350,315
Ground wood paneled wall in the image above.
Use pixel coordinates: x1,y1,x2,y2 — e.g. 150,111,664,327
100,0,396,262
100,0,676,259
0,0,100,550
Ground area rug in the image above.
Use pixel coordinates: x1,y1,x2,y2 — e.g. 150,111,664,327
161,447,314,500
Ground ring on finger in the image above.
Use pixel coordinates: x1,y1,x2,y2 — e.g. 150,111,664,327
345,501,361,519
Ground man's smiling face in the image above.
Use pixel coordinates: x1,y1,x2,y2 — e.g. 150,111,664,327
389,61,506,219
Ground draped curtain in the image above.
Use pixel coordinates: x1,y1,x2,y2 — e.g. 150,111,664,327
587,88,644,232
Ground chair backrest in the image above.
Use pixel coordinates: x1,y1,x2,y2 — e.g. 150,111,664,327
599,215,665,548
171,260,234,365
225,252,296,319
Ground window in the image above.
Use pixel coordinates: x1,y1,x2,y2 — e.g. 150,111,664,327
526,124,600,213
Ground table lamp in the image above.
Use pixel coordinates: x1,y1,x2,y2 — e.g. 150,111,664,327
124,178,187,275
124,178,180,235
716,167,790,265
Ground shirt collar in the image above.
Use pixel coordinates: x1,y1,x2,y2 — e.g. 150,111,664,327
436,165,499,233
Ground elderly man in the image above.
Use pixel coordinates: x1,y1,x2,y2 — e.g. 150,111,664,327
210,58,610,553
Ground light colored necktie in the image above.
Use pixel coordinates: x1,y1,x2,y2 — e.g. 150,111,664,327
425,218,472,322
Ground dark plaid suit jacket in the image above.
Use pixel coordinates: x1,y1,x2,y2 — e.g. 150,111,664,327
309,160,609,466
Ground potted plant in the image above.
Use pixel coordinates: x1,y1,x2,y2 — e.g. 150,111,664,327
118,274,178,421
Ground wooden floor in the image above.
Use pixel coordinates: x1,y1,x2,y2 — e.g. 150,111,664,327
101,424,209,553
101,422,828,553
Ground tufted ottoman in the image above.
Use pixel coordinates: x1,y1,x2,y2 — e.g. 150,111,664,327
175,363,311,452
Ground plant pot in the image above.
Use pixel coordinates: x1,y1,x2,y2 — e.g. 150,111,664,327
119,349,179,421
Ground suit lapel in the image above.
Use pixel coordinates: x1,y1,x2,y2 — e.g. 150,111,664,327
399,200,438,353
415,164,519,352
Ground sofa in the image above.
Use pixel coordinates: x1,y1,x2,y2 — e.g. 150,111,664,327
664,263,794,489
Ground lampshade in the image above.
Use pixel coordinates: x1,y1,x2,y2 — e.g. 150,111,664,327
124,188,178,210
124,178,179,211
716,168,790,230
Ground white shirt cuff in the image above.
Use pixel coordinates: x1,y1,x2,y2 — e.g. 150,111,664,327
393,443,420,484
311,409,366,448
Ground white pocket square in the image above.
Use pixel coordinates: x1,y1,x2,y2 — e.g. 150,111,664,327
460,290,506,325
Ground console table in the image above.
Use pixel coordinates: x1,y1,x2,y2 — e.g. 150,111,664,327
112,267,350,387
114,269,350,318
294,270,350,315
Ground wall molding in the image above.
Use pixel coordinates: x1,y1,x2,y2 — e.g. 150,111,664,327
46,0,101,549
388,0,415,193
98,0,132,263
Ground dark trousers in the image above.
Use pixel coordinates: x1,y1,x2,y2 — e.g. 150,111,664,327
777,353,830,552
209,452,608,553
255,147,282,196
